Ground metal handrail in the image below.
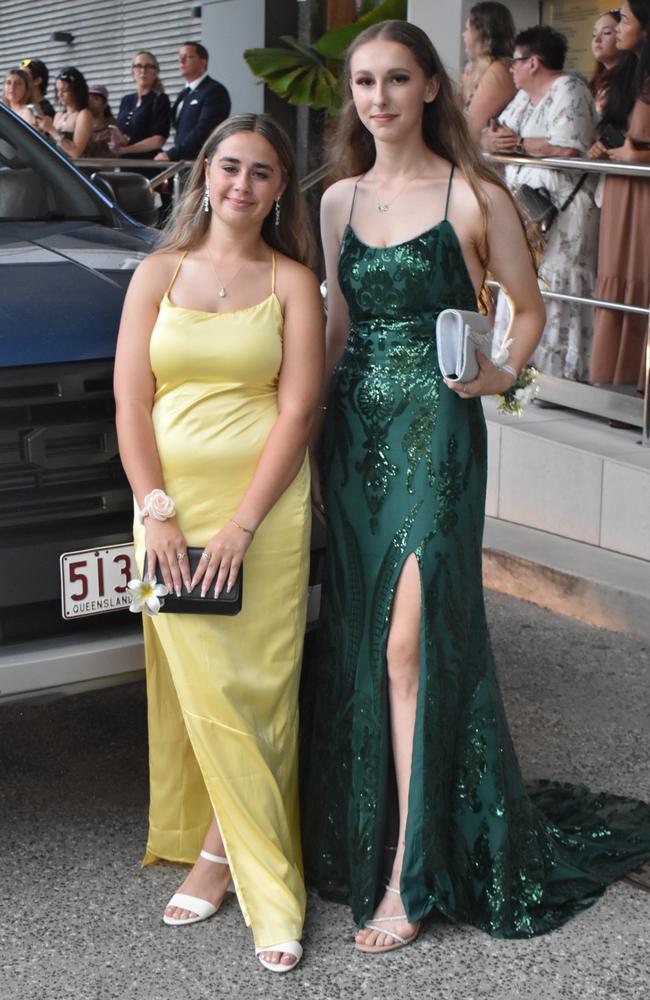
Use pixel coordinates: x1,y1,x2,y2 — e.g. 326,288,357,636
76,157,191,193
484,154,649,444
77,156,331,195
299,162,331,193
487,152,650,178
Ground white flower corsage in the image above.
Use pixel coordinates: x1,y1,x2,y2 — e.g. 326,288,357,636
497,365,540,416
127,576,169,616
138,489,176,524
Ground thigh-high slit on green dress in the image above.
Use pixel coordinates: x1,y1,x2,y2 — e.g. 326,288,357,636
303,168,650,938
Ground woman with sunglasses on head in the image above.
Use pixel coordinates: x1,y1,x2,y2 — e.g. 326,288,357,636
111,51,170,158
303,18,650,957
19,58,54,119
2,67,36,125
37,66,93,158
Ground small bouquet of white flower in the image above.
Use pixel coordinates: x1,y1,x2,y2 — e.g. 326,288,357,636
127,576,169,616
496,366,539,416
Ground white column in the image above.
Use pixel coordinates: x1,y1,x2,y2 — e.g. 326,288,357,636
407,0,472,82
201,0,266,114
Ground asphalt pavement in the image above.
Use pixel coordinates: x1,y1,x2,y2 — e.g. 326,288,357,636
1,591,649,1000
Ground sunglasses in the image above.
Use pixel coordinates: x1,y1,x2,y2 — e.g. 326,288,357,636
20,58,32,68
58,72,77,82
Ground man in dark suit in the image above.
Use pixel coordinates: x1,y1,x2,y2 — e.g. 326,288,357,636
154,41,230,162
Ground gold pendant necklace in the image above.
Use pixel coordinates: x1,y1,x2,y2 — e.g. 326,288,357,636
207,252,248,298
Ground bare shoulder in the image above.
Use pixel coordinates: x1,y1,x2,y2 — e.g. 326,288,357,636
274,252,321,301
130,249,181,298
482,178,518,218
321,176,360,222
451,173,516,225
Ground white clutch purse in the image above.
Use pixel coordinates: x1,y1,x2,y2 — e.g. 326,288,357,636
435,309,493,383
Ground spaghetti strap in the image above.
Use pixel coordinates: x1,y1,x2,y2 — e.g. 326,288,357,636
271,250,276,294
443,165,455,220
166,252,187,297
348,176,364,227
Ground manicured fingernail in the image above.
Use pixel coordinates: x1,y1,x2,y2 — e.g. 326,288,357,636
175,588,181,597
201,589,206,598
226,584,232,593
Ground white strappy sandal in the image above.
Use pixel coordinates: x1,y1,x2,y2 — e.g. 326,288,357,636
162,849,235,926
255,940,303,973
355,885,421,954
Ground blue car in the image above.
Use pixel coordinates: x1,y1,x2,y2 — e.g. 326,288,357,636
0,105,156,701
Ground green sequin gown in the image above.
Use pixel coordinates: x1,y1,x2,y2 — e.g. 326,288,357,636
303,175,650,938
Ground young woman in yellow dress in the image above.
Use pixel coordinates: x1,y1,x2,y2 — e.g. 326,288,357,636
114,113,324,973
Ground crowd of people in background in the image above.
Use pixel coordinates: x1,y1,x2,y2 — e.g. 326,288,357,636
1,41,231,165
464,1,649,395
1,6,648,394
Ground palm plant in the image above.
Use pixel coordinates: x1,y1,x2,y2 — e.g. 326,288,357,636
243,0,406,114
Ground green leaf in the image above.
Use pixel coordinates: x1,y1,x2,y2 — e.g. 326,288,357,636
279,35,324,64
313,0,407,60
243,47,308,75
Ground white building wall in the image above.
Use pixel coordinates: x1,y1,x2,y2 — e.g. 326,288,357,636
0,0,200,112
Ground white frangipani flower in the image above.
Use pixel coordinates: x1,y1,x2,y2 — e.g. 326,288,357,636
127,576,169,616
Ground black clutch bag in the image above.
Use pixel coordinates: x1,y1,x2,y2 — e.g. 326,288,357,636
143,547,243,615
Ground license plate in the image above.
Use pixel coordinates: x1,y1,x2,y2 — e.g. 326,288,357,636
60,542,136,620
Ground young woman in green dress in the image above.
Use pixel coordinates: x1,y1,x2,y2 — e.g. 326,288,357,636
304,19,650,954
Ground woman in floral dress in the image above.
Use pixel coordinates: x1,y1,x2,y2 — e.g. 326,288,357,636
483,26,598,380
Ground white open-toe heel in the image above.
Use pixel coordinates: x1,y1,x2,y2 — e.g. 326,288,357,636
163,849,235,926
255,940,303,973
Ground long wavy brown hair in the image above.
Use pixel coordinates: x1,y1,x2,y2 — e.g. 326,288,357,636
157,113,315,267
330,19,529,300
463,2,515,103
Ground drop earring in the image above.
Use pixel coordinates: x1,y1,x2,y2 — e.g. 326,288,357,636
203,184,210,213
274,198,281,227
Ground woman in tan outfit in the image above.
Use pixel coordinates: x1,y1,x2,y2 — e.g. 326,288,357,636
589,0,650,392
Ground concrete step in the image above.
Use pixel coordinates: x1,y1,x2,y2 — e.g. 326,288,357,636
483,517,650,640
483,396,650,563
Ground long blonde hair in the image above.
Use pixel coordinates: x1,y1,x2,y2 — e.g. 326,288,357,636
331,20,526,298
157,113,314,267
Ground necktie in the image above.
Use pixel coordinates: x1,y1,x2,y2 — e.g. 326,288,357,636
176,86,191,121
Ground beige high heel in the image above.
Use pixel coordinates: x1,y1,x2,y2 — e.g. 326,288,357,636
355,885,420,954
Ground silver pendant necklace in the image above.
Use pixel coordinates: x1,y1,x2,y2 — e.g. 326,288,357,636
207,252,248,298
375,175,416,212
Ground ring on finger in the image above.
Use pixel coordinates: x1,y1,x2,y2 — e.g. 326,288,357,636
176,551,186,562
201,550,211,562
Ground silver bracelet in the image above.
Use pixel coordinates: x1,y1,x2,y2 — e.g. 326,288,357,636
138,489,176,523
497,362,518,383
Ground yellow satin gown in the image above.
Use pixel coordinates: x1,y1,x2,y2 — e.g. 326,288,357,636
133,251,310,948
